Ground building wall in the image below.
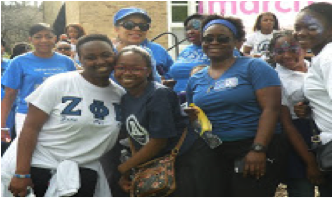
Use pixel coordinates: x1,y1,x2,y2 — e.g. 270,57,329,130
65,1,169,48
43,1,63,25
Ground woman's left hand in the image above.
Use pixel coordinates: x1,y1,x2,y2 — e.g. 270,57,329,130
243,151,266,179
118,174,132,193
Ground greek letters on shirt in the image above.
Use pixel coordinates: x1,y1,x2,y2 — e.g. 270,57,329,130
213,77,239,91
179,49,208,64
126,114,149,145
60,96,120,125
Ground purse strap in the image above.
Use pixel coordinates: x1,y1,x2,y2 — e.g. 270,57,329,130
128,128,188,157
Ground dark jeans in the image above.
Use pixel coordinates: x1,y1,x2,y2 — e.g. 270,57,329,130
30,166,97,197
286,178,315,197
318,171,332,197
213,134,287,197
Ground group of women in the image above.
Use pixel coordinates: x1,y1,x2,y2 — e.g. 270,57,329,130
1,2,331,197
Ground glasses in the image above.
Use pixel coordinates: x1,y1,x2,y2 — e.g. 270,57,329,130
119,21,150,31
274,46,301,55
114,66,148,74
57,47,71,51
202,35,232,44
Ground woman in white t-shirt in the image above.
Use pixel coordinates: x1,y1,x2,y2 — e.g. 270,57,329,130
3,34,125,197
293,2,332,197
270,30,323,197
243,12,280,58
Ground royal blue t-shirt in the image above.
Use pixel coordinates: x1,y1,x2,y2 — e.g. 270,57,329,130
167,44,210,93
186,57,281,141
142,39,174,77
1,58,16,133
1,58,11,99
2,52,76,114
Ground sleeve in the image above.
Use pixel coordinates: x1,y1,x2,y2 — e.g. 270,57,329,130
147,88,178,139
163,51,174,75
1,58,23,90
320,52,332,100
66,58,77,71
248,59,281,90
25,75,62,114
244,32,255,47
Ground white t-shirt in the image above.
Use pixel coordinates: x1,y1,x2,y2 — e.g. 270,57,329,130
25,71,125,169
275,61,309,120
304,43,332,144
244,30,277,55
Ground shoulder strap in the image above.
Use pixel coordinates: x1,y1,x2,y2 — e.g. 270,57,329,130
171,128,187,156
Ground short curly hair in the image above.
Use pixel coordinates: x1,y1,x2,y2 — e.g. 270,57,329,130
65,23,86,39
201,14,246,42
76,34,114,58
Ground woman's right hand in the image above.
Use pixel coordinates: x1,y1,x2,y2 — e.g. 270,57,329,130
305,154,324,185
294,102,310,118
8,177,34,197
183,107,199,122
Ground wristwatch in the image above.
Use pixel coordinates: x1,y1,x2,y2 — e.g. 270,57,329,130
250,143,267,153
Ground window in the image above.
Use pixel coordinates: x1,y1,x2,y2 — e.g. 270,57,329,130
167,1,199,59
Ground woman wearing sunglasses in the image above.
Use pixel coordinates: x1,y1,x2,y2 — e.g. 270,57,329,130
186,15,284,196
113,7,173,81
270,30,323,197
163,14,209,101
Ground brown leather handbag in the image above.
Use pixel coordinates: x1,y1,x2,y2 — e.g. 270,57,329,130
130,129,187,197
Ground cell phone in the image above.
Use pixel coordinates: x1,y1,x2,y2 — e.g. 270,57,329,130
234,157,275,173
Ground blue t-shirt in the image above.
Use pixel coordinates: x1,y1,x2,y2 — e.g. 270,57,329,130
167,44,210,93
1,58,11,99
121,81,195,156
2,52,76,114
186,57,281,141
142,39,174,77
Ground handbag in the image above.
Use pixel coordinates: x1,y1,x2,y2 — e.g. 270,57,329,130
309,119,332,172
129,129,187,197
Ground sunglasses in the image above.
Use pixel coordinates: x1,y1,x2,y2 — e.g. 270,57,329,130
186,19,201,31
114,66,148,74
57,47,71,51
119,21,150,31
274,46,301,55
202,35,232,44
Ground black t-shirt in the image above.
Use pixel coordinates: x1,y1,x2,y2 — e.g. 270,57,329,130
121,81,195,156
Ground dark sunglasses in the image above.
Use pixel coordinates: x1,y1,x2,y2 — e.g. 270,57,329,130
119,21,150,31
57,47,71,51
202,35,232,44
185,19,201,31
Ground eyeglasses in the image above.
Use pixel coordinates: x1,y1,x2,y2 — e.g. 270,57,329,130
114,66,148,74
274,46,301,55
119,21,150,31
202,35,232,44
57,47,71,51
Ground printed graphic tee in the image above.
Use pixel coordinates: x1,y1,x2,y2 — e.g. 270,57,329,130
2,52,76,114
26,71,125,165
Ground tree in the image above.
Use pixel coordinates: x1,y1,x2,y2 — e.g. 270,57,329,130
1,1,43,51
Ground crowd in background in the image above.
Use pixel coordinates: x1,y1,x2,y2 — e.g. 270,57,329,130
1,2,332,197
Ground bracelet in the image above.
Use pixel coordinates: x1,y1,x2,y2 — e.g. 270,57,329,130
1,128,10,131
13,174,31,178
